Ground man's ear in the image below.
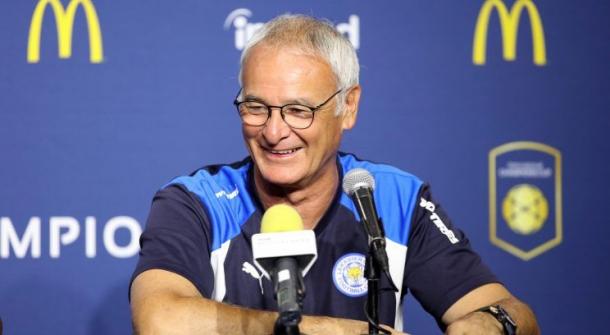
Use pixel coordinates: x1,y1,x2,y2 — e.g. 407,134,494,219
341,85,361,130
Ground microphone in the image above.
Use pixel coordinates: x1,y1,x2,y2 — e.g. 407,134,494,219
251,204,317,332
342,168,390,274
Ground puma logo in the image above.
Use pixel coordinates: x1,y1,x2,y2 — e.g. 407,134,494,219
242,261,264,294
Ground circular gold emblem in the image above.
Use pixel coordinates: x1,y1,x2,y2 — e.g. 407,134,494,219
502,184,548,235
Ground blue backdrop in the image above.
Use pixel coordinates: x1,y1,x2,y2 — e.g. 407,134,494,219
1,1,609,334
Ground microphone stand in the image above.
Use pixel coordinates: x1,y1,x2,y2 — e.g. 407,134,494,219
365,245,381,335
363,219,397,335
274,312,301,335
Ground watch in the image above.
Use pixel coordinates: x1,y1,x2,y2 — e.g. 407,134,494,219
478,305,517,335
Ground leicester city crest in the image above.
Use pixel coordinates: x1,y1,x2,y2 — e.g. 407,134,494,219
489,141,562,260
332,253,367,297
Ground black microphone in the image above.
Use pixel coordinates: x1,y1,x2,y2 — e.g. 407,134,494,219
342,168,390,275
251,204,317,334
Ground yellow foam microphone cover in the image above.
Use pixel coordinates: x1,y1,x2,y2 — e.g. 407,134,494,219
260,204,304,233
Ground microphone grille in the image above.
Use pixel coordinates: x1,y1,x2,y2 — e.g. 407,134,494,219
342,168,375,195
260,204,304,233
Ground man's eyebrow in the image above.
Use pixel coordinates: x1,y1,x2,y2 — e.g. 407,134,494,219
242,94,314,107
289,97,315,106
242,94,266,103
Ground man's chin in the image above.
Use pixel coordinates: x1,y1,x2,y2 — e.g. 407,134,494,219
260,173,301,188
254,165,305,187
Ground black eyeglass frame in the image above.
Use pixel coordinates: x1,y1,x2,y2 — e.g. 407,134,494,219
233,88,343,129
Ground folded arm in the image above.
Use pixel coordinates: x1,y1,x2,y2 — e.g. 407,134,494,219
131,269,403,335
443,283,540,335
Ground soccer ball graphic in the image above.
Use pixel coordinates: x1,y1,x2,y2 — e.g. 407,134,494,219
501,184,549,235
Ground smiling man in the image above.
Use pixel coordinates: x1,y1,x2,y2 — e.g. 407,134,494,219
130,15,539,335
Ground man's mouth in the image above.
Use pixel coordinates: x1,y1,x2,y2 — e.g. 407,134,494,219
264,147,302,156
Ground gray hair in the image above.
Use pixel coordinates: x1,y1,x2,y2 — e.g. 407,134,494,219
238,14,360,115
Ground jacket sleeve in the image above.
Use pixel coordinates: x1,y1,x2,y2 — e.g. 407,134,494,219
403,184,499,326
130,184,215,298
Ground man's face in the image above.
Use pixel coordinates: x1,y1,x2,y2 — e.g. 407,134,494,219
240,45,359,188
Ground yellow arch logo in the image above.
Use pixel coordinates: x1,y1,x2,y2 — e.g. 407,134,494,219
27,0,104,63
473,0,546,66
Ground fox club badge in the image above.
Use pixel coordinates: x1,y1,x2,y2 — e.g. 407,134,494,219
332,253,367,297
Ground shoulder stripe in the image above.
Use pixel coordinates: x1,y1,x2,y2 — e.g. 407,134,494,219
166,160,256,251
339,153,423,246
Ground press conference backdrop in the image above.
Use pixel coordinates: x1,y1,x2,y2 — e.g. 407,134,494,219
0,1,608,334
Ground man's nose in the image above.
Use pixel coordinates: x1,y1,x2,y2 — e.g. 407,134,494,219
262,107,291,144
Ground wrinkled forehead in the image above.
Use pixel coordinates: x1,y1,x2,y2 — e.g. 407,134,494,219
239,44,339,105
240,42,338,86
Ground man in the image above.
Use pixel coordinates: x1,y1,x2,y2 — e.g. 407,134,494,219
130,14,539,335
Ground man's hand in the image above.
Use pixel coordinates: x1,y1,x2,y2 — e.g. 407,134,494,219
442,283,539,335
445,311,503,335
379,324,410,335
133,269,408,335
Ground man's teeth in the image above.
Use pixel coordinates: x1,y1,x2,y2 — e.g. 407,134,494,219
270,148,298,154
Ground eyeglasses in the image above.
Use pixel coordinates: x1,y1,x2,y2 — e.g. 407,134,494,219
233,89,343,129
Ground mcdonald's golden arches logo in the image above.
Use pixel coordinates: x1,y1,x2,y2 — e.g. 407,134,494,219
27,0,104,63
473,0,547,66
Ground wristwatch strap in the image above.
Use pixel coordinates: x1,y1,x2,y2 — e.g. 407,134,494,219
477,305,517,335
